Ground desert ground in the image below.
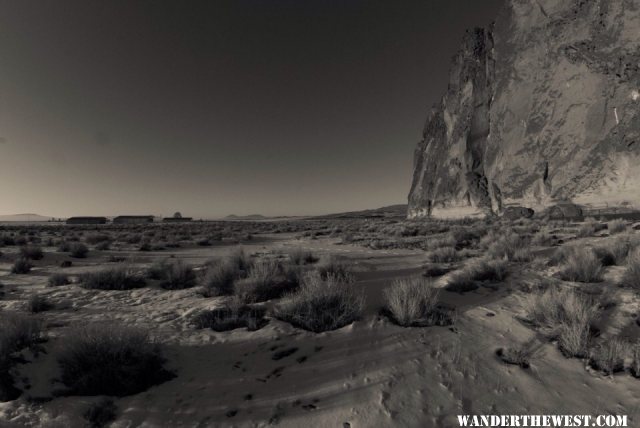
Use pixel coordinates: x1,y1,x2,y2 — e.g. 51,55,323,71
1,215,640,427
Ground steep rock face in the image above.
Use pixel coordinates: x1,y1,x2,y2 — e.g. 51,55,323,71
408,0,640,218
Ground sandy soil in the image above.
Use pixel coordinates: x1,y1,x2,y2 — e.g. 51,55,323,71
1,229,640,427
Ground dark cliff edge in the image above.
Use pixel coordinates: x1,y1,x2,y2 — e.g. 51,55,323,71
408,0,640,219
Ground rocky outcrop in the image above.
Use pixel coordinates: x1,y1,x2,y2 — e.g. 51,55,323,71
408,0,640,218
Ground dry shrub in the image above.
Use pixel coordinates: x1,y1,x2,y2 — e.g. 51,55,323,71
287,248,318,265
532,230,556,246
384,277,452,327
84,398,117,428
19,245,44,260
621,248,640,289
487,232,529,261
0,312,42,401
496,339,543,369
48,273,71,287
57,324,173,396
558,247,603,283
81,266,146,290
467,258,508,282
95,241,111,251
27,295,52,313
588,337,629,375
446,258,508,293
85,233,111,245
631,345,640,378
193,298,267,331
595,235,640,267
158,261,197,290
235,260,298,303
11,258,32,274
524,286,599,358
146,260,170,280
229,248,252,272
512,248,533,262
422,264,452,277
607,219,627,235
427,246,459,263
577,219,601,238
199,260,239,297
445,270,478,293
273,271,364,333
69,242,89,258
316,256,354,283
427,234,457,251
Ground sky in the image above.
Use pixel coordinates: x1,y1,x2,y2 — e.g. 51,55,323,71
0,0,502,219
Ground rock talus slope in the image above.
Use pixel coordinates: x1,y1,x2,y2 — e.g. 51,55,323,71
408,0,640,218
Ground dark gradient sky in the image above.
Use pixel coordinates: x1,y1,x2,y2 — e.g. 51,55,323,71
0,0,502,218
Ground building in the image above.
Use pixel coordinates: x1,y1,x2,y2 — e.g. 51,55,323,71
163,217,193,222
163,211,192,222
113,215,154,224
66,216,108,225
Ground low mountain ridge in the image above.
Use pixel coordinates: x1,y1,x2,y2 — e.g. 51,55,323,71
0,213,54,222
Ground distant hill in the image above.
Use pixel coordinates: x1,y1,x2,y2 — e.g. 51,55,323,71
316,204,408,219
0,213,54,222
224,214,268,221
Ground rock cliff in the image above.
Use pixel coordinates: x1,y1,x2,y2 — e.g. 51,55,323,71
408,0,640,218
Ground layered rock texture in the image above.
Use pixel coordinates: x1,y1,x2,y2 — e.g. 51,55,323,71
408,0,640,218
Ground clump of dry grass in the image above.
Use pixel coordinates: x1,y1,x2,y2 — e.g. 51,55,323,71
27,295,52,313
11,257,32,274
496,339,543,369
199,260,239,297
558,247,603,283
19,245,44,260
95,241,111,251
532,230,556,246
384,277,451,327
631,344,640,378
229,248,252,273
146,260,170,280
422,264,452,277
445,258,508,293
85,233,111,246
621,249,640,289
445,270,478,293
588,337,629,375
467,258,509,282
193,298,267,331
316,256,354,283
273,271,364,333
81,266,146,290
487,232,529,261
57,324,173,396
234,260,298,303
524,286,599,358
287,248,318,265
84,398,117,428
0,312,43,401
48,273,70,287
594,240,631,266
607,219,627,235
577,218,602,238
427,234,457,251
69,242,89,258
426,246,459,263
157,261,197,290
